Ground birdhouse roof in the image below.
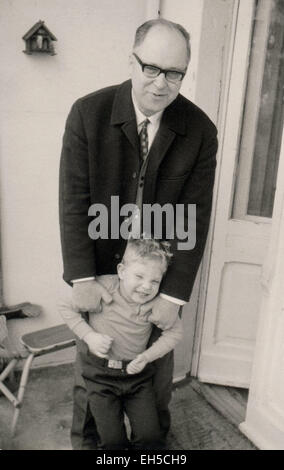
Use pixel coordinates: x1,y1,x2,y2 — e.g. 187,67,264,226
22,21,57,41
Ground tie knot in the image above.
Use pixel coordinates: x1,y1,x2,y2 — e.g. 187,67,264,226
141,118,150,130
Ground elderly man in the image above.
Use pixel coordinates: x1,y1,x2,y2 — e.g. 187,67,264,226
59,18,218,449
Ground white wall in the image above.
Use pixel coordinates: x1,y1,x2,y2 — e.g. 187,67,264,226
0,0,149,356
161,0,204,101
240,122,284,449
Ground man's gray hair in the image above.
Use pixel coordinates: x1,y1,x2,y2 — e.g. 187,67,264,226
133,18,191,62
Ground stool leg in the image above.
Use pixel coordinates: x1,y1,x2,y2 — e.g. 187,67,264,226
0,359,19,406
0,358,18,382
11,353,34,436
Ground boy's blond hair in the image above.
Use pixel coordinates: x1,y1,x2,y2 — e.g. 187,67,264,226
122,237,173,274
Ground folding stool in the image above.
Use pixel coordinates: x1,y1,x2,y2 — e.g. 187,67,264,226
0,323,76,435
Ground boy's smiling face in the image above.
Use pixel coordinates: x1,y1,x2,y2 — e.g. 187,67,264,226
117,257,165,305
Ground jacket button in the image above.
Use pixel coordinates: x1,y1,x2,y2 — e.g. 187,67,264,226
114,253,120,260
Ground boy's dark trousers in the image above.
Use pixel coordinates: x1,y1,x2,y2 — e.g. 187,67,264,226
71,326,174,450
79,349,163,450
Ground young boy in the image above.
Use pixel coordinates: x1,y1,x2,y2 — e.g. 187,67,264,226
59,238,182,450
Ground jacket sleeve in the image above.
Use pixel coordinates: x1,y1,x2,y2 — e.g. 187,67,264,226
59,101,96,283
140,317,183,363
160,129,218,302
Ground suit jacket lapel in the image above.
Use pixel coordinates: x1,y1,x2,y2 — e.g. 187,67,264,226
142,125,176,205
146,124,176,177
121,120,140,150
111,80,139,150
143,95,187,204
147,93,187,175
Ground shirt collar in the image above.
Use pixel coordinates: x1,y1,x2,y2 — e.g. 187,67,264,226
131,89,164,127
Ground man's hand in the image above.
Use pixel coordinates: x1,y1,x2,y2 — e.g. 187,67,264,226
84,331,113,358
126,354,148,375
72,280,112,313
148,296,180,330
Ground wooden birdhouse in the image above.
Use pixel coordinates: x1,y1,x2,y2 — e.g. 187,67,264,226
23,21,57,55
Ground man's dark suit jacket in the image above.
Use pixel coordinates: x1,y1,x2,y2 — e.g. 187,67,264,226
59,79,217,302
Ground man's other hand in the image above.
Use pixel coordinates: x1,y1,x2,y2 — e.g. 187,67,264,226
72,279,112,313
148,296,180,330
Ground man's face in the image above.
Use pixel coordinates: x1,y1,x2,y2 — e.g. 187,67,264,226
130,26,189,116
117,257,165,305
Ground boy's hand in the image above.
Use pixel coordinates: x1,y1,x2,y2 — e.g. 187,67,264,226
126,354,148,374
72,280,112,313
148,296,179,330
84,331,113,358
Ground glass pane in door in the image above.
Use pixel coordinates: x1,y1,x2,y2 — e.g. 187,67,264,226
233,0,284,219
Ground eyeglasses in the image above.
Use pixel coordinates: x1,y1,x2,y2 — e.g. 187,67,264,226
133,53,186,84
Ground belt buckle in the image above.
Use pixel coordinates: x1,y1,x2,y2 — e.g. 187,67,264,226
108,359,123,369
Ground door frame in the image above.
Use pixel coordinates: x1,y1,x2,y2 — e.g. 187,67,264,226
191,0,257,377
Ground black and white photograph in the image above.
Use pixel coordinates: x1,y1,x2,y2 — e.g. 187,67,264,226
0,0,284,454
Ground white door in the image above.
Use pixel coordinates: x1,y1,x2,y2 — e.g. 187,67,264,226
197,0,284,387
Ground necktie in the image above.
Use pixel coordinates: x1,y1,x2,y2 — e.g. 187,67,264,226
139,119,149,164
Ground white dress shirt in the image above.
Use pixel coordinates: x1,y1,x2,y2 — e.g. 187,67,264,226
131,90,163,151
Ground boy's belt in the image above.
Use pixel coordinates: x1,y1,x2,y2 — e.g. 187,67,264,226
89,353,131,371
107,359,127,369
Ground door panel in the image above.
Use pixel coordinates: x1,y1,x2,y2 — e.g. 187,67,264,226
198,0,284,387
